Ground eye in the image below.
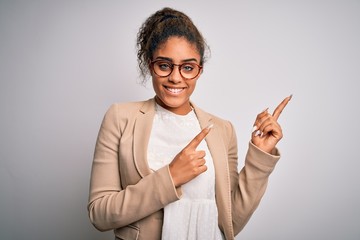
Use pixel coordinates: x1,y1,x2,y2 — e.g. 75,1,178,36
156,61,172,70
181,64,195,72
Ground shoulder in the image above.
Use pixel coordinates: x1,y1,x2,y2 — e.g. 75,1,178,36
210,113,236,140
193,104,236,138
209,112,233,127
109,99,150,111
106,98,154,116
101,98,155,127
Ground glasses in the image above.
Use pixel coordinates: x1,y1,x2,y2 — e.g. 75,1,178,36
151,60,202,80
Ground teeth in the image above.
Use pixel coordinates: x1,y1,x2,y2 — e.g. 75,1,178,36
166,87,183,94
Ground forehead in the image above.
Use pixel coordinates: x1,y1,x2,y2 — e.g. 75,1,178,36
154,37,200,62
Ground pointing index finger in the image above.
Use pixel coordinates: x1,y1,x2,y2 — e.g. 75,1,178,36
272,95,292,120
186,124,213,150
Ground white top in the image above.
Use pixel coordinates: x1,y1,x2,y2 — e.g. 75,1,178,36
147,104,224,240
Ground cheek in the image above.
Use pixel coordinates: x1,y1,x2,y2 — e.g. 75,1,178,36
151,77,163,95
189,79,198,89
152,76,161,86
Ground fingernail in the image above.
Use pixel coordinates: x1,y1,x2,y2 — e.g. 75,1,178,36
262,107,269,113
260,131,264,138
289,94,293,100
206,123,214,130
254,130,261,137
252,125,258,132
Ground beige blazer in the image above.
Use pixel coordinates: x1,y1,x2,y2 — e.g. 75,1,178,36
88,98,280,240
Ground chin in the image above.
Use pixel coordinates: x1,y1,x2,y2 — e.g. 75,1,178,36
163,99,186,108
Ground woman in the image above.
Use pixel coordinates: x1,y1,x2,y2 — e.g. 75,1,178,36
88,7,291,240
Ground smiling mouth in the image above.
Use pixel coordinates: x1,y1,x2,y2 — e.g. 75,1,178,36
164,86,185,94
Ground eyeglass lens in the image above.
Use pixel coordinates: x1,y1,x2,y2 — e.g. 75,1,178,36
152,61,201,79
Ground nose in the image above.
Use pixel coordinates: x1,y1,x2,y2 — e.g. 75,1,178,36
168,65,182,83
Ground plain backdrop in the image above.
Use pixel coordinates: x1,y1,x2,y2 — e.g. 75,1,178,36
1,0,359,239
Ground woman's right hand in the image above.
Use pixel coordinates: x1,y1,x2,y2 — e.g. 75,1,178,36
169,125,212,187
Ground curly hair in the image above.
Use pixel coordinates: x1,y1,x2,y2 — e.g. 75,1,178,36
136,7,210,84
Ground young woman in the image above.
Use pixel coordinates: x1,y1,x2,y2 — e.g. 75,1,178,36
88,7,291,240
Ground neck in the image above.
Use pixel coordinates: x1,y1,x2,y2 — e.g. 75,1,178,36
154,96,192,115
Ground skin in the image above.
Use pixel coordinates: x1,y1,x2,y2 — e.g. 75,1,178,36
150,37,202,116
149,36,291,187
251,95,292,154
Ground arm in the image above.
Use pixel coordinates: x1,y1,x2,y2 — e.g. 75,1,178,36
87,104,180,231
230,96,291,234
229,130,280,234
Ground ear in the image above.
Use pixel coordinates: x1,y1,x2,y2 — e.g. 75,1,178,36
148,61,154,75
198,67,204,78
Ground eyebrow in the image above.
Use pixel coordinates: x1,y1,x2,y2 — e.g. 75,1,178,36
154,56,199,63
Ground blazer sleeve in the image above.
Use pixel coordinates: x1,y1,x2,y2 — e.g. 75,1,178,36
87,104,181,231
226,122,280,235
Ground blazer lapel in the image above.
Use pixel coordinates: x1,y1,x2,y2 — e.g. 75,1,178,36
193,103,233,238
133,98,156,177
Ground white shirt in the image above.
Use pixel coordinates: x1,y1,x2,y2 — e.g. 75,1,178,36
147,104,224,240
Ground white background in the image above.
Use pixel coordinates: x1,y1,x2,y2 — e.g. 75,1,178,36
1,1,359,239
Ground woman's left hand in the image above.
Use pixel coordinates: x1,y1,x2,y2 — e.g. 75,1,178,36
251,95,292,154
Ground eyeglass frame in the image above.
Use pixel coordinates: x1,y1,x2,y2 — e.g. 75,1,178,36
150,60,203,80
